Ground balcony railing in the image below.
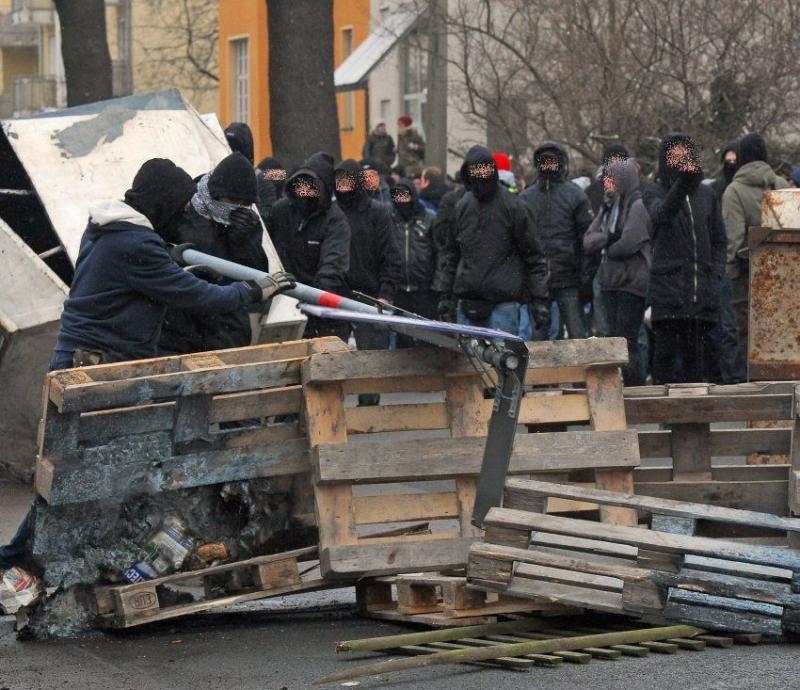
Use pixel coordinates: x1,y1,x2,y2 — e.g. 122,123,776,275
13,75,57,116
11,0,55,27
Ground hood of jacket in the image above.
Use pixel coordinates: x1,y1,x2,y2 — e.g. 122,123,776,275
732,160,781,189
738,132,768,168
224,122,255,165
304,152,336,201
533,141,569,182
392,177,419,203
657,132,697,189
123,158,196,232
334,158,367,208
459,145,499,192
285,166,330,211
607,157,640,197
88,199,153,230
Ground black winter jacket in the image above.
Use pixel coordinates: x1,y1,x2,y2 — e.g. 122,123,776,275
642,134,727,323
159,206,268,354
520,142,594,290
268,157,350,292
437,146,549,304
389,179,437,292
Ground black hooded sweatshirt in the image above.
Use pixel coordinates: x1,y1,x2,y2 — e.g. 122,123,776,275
267,154,350,292
436,145,549,304
334,159,399,299
519,142,594,291
642,133,726,323
389,178,437,292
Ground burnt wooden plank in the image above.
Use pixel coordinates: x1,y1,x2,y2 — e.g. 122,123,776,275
314,430,640,484
626,394,793,425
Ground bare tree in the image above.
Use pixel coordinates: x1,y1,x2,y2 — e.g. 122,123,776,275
135,0,219,109
53,0,113,106
267,0,341,164
411,0,800,171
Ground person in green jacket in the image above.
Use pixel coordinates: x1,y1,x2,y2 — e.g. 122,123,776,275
722,132,788,353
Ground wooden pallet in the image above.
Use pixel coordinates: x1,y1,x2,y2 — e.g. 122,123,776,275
624,382,796,517
93,546,343,628
305,338,640,579
468,478,800,635
35,337,348,506
356,573,570,627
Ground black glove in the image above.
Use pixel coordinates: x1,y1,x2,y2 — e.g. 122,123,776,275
680,167,703,193
169,242,195,265
228,207,260,237
245,271,296,303
184,265,225,284
437,297,456,322
530,301,551,330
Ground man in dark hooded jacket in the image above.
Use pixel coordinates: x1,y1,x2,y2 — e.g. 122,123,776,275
268,153,351,339
387,178,438,347
256,156,287,217
224,122,277,225
643,133,726,384
334,159,398,402
436,146,550,338
520,142,594,339
158,152,270,355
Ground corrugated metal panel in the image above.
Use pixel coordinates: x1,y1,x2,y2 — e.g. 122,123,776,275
334,10,418,91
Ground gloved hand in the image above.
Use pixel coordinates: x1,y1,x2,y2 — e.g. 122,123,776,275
228,207,260,237
530,301,551,330
437,297,456,322
245,271,296,303
169,243,195,265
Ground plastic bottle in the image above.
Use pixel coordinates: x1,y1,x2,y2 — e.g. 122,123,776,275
123,516,195,584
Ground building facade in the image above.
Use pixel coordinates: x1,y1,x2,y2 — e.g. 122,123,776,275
218,0,370,163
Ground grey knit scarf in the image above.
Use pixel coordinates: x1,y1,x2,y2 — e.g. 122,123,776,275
191,174,239,226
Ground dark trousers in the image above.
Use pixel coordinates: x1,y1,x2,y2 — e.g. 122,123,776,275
303,314,350,343
602,291,646,386
652,318,713,384
392,289,438,348
705,274,747,383
553,287,586,339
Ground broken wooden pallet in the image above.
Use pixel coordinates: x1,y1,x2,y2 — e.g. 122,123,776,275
93,546,345,628
35,337,348,506
468,478,800,635
623,382,797,518
305,338,640,578
356,573,569,627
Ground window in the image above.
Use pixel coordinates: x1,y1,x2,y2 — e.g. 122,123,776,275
231,38,249,124
402,29,427,136
340,27,355,131
380,99,391,123
118,14,129,61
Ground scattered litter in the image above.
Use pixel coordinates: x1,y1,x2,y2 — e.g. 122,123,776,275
0,567,42,614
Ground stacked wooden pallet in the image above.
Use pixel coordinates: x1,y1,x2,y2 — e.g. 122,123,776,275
468,478,800,635
303,338,639,580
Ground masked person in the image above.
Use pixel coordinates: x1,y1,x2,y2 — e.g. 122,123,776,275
520,142,594,340
387,179,439,347
158,152,271,355
257,156,287,216
436,146,550,339
268,153,351,340
360,159,392,205
0,160,296,570
711,141,738,204
224,122,276,226
583,157,651,385
362,122,396,171
397,115,425,177
643,134,726,384
333,160,399,402
723,132,789,361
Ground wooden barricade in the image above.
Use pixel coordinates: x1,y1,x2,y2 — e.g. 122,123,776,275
35,337,348,506
305,338,640,579
468,479,800,636
623,382,796,517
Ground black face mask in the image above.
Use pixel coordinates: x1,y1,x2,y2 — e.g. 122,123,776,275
291,196,320,218
470,178,497,202
393,201,415,219
723,160,737,184
336,189,359,209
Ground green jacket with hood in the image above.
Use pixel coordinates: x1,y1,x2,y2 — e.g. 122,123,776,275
723,161,788,277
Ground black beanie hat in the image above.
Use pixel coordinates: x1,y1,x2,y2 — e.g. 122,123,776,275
207,152,258,204
601,143,630,164
257,156,284,171
738,133,768,167
124,158,196,231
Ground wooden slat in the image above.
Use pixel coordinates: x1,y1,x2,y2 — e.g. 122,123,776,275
50,358,303,413
353,493,460,524
342,375,446,396
346,403,449,434
626,395,793,425
503,478,800,533
637,428,792,459
321,538,476,576
635,479,788,515
516,393,590,425
473,575,625,613
484,508,800,571
313,430,640,484
671,423,712,480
